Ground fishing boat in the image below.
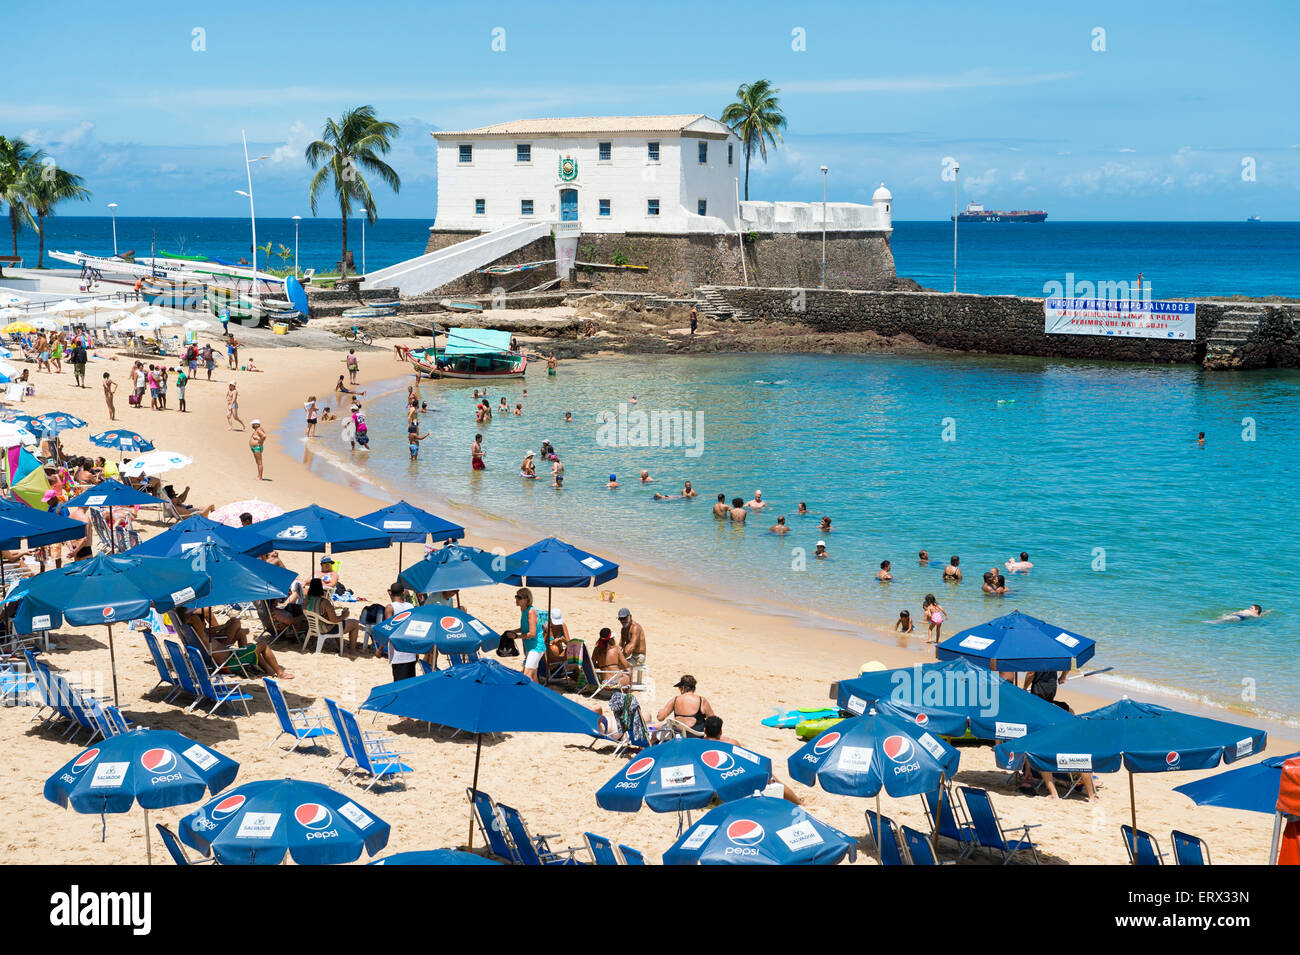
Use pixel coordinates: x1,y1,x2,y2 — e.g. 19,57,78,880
440,299,484,312
405,327,526,380
205,286,267,325
139,277,204,309
341,300,399,320
139,253,283,296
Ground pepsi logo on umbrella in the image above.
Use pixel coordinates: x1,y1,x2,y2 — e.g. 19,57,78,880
726,819,765,846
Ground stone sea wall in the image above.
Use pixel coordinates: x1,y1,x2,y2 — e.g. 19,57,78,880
709,286,1300,368
422,229,899,297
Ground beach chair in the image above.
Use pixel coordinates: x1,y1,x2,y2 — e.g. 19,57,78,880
496,803,584,866
156,824,213,866
172,614,257,679
618,845,646,866
162,640,202,705
467,789,519,863
254,600,294,647
417,659,434,676
337,706,413,792
303,610,346,656
960,786,1041,864
583,832,622,866
662,716,706,739
323,697,359,776
105,705,135,735
901,826,955,866
1170,830,1210,865
1120,825,1165,865
589,690,651,757
578,645,628,699
23,651,59,727
865,810,908,866
88,509,114,555
141,627,181,701
175,644,252,717
264,677,335,753
921,785,978,859
300,268,315,285
83,696,117,741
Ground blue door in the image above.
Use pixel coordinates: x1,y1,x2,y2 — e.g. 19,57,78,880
560,189,578,222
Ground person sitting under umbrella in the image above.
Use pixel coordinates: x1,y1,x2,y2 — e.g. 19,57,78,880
542,609,573,678
304,577,361,656
239,511,285,568
657,675,715,735
702,715,801,805
164,484,214,519
592,628,631,688
182,606,292,680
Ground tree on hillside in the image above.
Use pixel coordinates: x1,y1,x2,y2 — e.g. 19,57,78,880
720,80,788,201
305,106,401,279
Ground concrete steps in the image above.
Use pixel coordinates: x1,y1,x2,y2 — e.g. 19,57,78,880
694,285,753,322
1204,309,1263,365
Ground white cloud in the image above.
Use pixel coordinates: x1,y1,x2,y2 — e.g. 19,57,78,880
269,120,312,166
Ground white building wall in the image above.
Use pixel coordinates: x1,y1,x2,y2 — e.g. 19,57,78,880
433,130,742,234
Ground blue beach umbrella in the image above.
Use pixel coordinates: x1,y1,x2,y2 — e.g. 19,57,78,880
3,553,211,704
399,543,523,596
127,513,272,559
0,496,86,549
663,795,857,866
179,778,390,866
370,604,501,655
356,500,465,574
89,429,155,455
176,541,298,609
993,698,1268,853
596,738,773,814
360,657,599,849
63,478,167,510
28,411,87,437
1173,751,1300,815
836,657,1074,741
938,609,1097,673
505,536,619,619
244,504,390,576
45,729,238,863
370,850,501,866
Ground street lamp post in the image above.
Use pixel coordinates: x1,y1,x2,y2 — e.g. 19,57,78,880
240,130,269,291
952,162,960,293
292,215,302,278
360,210,366,278
107,203,118,256
820,165,828,288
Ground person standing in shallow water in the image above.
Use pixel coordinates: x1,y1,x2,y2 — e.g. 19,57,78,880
471,433,486,470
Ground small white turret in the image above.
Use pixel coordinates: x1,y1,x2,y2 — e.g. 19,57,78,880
872,181,892,228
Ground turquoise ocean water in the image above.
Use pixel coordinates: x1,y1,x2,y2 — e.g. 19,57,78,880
286,352,1300,724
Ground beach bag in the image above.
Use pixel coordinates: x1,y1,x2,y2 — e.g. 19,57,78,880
128,393,142,407
496,633,519,657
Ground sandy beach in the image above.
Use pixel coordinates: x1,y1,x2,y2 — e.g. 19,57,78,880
0,305,1293,866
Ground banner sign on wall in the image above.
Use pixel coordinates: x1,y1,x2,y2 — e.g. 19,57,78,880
1044,299,1196,339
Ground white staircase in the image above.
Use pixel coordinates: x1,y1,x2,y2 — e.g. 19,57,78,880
362,221,552,297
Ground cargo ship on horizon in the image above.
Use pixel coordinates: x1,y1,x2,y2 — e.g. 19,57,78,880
953,201,1047,223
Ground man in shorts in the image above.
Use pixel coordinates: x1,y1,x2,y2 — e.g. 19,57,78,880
617,607,646,668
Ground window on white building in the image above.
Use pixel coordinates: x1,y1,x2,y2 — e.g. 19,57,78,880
698,141,708,164
521,199,534,216
599,199,611,217
474,198,485,215
459,144,473,163
516,144,531,163
728,143,734,165
647,141,659,162
598,141,611,161
698,199,707,216
647,199,660,216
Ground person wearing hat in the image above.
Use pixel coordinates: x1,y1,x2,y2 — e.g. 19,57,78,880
519,450,536,478
617,607,646,666
815,540,829,559
249,419,267,480
656,674,714,734
542,608,572,677
319,556,342,594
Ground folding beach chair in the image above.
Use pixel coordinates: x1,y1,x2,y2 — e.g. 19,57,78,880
141,628,181,701
588,689,651,757
1120,824,1165,865
105,705,135,735
662,716,706,739
181,644,254,717
583,832,622,866
578,644,628,699
417,659,434,676
337,707,413,792
960,786,1041,864
89,509,114,555
162,640,202,705
23,651,59,727
921,785,978,859
617,845,646,866
254,600,294,647
496,803,584,866
324,697,359,776
155,824,213,866
1170,830,1210,865
865,810,908,866
264,677,335,753
467,788,519,863
173,615,256,679
901,825,955,866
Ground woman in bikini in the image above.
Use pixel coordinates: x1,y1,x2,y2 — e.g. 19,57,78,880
226,382,244,430
249,420,267,480
592,628,631,687
656,674,715,733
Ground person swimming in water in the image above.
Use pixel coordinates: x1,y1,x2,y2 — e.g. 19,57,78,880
746,490,766,510
729,497,747,523
681,481,698,498
814,540,828,560
918,550,930,565
1006,552,1033,573
640,470,654,484
712,493,728,519
1216,605,1269,622
770,516,789,535
819,516,833,533
606,474,619,489
943,556,962,582
877,560,892,582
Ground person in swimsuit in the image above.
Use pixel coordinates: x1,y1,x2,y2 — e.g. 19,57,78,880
471,434,486,470
819,516,833,532
547,354,557,376
895,610,915,633
226,382,243,430
592,628,631,687
798,502,808,515
943,555,962,582
305,396,318,437
682,481,697,498
102,372,117,421
877,560,893,581
918,550,930,565
408,425,429,459
520,451,536,478
770,516,789,534
814,540,828,559
922,594,946,643
550,454,563,488
1217,604,1269,622
729,497,747,522
656,675,714,734
249,420,267,480
606,474,620,489
1006,552,1033,573
712,493,729,519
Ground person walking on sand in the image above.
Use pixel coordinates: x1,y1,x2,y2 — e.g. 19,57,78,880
202,343,215,381
70,339,87,387
226,382,244,430
175,365,188,412
346,349,359,384
226,333,240,370
102,373,118,421
249,420,267,480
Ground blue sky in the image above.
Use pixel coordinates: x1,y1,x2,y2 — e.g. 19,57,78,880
5,0,1298,220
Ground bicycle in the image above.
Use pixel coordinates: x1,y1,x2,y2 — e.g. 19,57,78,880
343,325,373,346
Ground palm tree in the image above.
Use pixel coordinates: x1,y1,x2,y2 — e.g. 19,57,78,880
305,106,400,279
720,79,787,200
23,161,90,268
0,136,40,260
